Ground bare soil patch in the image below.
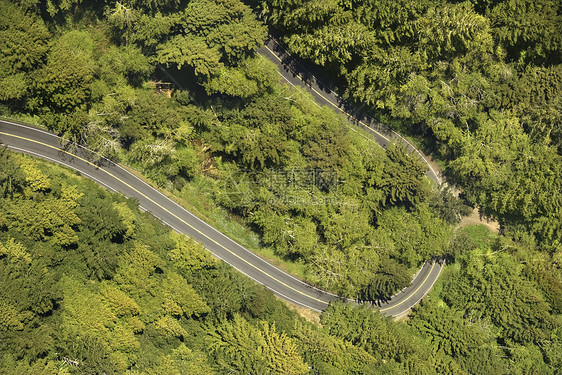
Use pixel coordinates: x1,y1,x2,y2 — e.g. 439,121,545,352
459,207,500,234
293,303,322,325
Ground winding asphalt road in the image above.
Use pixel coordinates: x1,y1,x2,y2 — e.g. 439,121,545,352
0,43,444,316
0,120,442,316
257,38,441,184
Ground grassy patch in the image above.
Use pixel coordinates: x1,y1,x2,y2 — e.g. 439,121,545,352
459,224,494,250
0,114,45,128
124,167,311,280
180,187,309,278
209,208,262,250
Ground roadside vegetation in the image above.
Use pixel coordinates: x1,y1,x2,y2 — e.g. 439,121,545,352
0,0,560,373
1,151,559,374
0,0,462,300
261,0,562,252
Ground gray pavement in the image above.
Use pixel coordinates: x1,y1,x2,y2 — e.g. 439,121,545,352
0,68,443,315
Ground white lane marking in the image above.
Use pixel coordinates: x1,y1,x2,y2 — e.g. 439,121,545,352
4,139,326,312
3,120,334,299
2,144,119,194
391,261,444,317
150,216,324,312
1,111,435,310
263,40,441,184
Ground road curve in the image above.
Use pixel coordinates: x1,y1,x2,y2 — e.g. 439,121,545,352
1,122,441,316
256,37,446,315
257,37,441,185
1,120,336,312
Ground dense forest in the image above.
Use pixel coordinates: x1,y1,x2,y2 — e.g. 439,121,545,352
1,151,560,374
261,0,562,251
0,0,464,301
0,0,561,373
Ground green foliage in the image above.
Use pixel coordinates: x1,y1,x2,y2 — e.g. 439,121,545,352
199,85,444,299
321,302,440,373
0,235,57,333
208,314,271,373
0,0,49,102
204,64,261,98
142,344,216,375
96,44,152,88
488,0,561,64
0,241,34,330
361,258,411,301
409,237,562,373
0,154,235,372
3,182,82,246
31,31,94,114
447,224,493,259
447,111,562,247
153,0,267,93
181,0,266,62
414,2,493,60
168,231,216,272
0,147,25,197
3,1,558,373
411,302,497,358
293,321,379,374
375,205,452,267
5,0,454,304
208,314,309,374
378,143,429,207
162,271,211,318
428,186,472,225
259,321,309,375
442,245,559,344
157,34,223,77
44,0,83,17
261,0,562,251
